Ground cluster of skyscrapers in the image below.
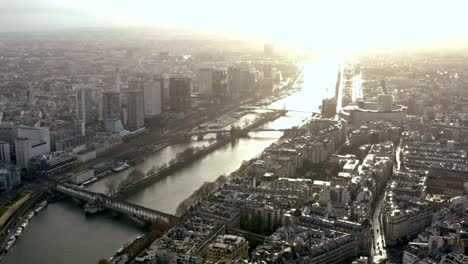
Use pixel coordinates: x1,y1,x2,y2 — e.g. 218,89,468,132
77,69,193,133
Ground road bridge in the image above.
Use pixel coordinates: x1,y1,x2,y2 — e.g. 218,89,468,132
53,182,177,223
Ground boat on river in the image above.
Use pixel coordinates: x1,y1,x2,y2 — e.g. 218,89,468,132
20,220,29,229
14,227,22,237
5,237,16,251
26,212,34,220
82,177,99,186
35,201,47,213
112,161,130,172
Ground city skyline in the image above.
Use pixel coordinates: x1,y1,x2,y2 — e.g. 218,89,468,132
1,1,468,264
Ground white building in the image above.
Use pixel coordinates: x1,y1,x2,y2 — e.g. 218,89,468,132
14,138,31,168
143,77,163,116
384,203,432,243
16,126,50,158
75,85,94,125
10,126,50,168
340,95,407,127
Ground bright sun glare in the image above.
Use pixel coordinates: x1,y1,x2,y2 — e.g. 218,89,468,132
16,0,468,51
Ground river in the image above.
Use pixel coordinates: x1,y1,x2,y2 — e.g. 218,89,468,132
2,54,341,264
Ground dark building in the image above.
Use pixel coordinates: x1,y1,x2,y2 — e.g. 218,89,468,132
102,91,121,120
125,78,145,131
168,77,192,111
321,98,337,118
125,89,145,131
212,70,228,102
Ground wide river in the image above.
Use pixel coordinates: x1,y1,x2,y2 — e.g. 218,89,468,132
3,54,340,264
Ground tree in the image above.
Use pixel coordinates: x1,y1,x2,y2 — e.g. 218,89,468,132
175,199,191,217
159,163,168,170
150,218,173,233
148,165,157,175
97,259,110,264
104,180,118,196
127,169,145,182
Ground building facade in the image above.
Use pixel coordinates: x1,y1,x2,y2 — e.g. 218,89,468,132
102,91,121,120
204,235,249,262
0,141,11,163
168,77,191,112
125,89,145,131
143,76,163,116
228,66,241,100
197,68,213,95
75,86,94,125
0,165,21,190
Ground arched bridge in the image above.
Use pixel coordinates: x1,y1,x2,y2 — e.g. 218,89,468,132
54,182,177,223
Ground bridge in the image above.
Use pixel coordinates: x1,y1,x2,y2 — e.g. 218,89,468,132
186,128,291,136
240,106,317,114
53,182,177,223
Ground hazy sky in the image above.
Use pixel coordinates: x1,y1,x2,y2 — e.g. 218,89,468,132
2,0,468,50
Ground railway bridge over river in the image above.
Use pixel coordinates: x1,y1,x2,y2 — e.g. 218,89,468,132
53,182,177,224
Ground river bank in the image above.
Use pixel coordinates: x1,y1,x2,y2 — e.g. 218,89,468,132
114,111,286,199
2,56,340,264
0,189,48,260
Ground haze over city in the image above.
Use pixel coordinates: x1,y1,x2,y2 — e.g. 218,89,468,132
0,1,468,264
3,0,468,51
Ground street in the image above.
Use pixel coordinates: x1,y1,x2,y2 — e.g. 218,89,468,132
371,190,387,263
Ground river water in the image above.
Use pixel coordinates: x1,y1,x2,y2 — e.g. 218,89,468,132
3,54,340,264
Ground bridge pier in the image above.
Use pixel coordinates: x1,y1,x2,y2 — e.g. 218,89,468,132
71,197,86,205
197,135,204,141
84,202,105,214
